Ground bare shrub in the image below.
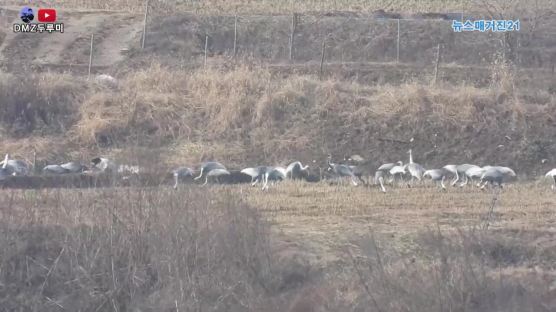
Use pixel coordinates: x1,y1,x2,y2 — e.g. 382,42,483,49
0,187,279,311
345,229,555,312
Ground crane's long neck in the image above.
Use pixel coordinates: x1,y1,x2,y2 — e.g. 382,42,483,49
2,154,8,169
409,149,413,164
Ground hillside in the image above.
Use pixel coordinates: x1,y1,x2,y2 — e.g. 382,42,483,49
0,5,555,175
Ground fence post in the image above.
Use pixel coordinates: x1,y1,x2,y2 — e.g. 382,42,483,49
433,44,442,85
204,35,209,68
396,19,400,63
141,0,149,49
319,37,326,79
233,14,238,57
88,33,94,79
289,13,297,61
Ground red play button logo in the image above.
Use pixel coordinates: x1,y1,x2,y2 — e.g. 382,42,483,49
38,9,56,22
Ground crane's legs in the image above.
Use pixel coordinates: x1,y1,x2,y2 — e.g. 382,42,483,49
173,175,179,189
450,171,459,186
459,174,468,187
194,168,204,180
202,175,209,186
378,176,386,193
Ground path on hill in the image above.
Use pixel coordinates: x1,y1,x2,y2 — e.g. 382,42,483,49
0,7,143,72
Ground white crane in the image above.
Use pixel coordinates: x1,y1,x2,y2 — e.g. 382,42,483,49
545,169,556,191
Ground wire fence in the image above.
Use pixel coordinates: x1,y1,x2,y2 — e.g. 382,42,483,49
141,13,556,70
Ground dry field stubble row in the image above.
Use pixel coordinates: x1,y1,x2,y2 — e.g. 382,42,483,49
1,181,555,310
3,181,554,263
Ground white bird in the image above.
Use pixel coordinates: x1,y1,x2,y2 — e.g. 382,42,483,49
0,154,29,176
423,169,449,190
545,169,556,191
172,167,194,189
478,166,516,189
285,161,309,180
327,155,359,186
406,149,425,185
194,161,228,185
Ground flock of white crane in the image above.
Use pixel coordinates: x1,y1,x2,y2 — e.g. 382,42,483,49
0,151,555,192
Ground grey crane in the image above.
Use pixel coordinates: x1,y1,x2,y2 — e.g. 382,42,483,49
172,167,194,189
285,161,309,180
261,166,286,190
406,149,425,186
327,155,359,186
478,166,516,189
0,154,14,180
546,169,556,191
454,164,482,187
42,164,70,175
60,162,88,173
241,166,269,186
389,161,407,184
194,161,228,185
0,154,29,176
374,161,403,193
423,169,449,190
91,157,119,173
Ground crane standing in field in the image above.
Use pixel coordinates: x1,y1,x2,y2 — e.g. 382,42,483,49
374,161,403,193
423,168,449,190
405,149,425,187
286,161,309,180
478,166,516,189
327,155,359,186
194,161,229,185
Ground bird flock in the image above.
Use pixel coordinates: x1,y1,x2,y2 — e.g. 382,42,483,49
0,152,554,192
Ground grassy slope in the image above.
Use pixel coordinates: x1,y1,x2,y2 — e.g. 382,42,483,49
0,63,554,175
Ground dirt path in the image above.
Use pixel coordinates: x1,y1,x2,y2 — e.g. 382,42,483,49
0,7,142,71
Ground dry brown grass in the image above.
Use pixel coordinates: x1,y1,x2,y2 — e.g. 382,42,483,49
1,64,555,172
0,182,555,310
